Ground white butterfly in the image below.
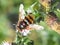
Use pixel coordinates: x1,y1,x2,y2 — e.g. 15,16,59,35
16,4,44,36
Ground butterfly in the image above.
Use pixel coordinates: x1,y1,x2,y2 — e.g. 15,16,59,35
16,4,44,36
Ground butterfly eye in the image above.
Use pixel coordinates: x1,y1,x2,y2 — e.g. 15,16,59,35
20,25,24,28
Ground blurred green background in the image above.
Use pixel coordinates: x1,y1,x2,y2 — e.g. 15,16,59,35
0,0,60,45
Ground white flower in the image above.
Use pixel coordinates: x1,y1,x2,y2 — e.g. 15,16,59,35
21,29,30,36
1,41,11,45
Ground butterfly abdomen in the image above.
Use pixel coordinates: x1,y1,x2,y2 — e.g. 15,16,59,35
17,13,35,30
